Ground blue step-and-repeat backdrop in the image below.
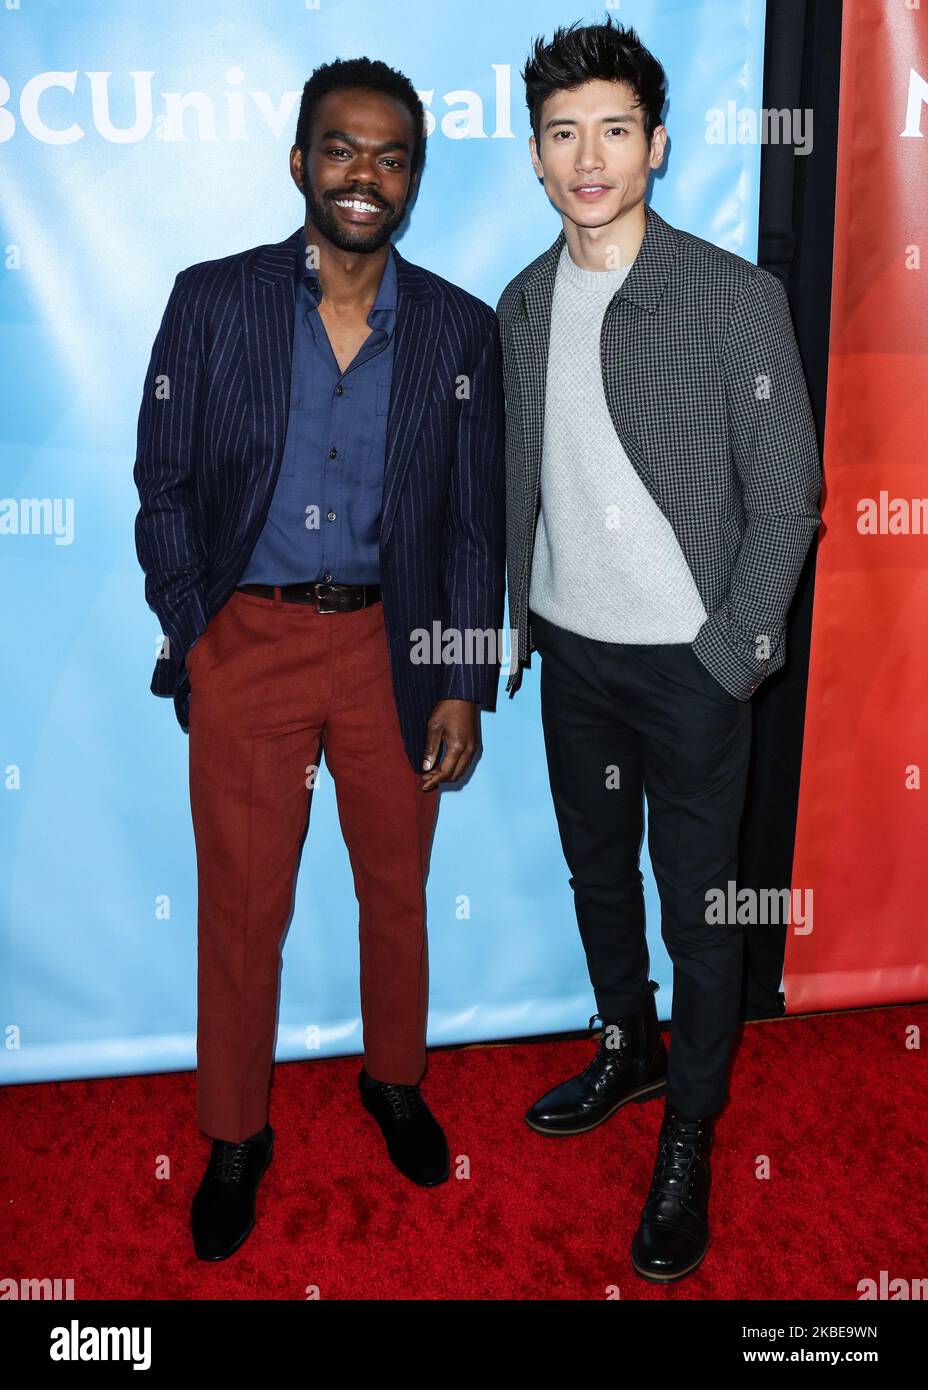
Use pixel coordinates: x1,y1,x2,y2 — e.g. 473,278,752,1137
1,0,766,1084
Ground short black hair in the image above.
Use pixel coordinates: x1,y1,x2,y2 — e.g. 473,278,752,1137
294,56,426,183
523,16,666,147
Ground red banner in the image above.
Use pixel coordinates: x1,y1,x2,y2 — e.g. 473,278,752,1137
787,0,928,1010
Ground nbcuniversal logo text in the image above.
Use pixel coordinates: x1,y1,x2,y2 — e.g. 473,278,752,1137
3,63,927,145
0,66,516,144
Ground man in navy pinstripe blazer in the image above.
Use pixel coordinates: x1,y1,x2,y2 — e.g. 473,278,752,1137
133,57,505,1261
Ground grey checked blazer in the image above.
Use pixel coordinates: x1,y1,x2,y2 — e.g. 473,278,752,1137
497,204,822,701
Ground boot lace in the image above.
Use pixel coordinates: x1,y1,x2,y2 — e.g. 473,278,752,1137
579,1012,632,1079
650,1116,703,1202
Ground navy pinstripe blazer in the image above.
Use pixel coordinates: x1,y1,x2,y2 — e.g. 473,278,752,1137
133,225,506,770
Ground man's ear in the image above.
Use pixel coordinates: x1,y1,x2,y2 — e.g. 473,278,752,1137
529,134,544,180
289,143,305,192
648,125,667,171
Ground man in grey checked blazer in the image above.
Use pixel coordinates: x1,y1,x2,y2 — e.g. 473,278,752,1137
498,18,822,1282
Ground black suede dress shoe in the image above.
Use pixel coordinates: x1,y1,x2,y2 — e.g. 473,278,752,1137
631,1103,714,1282
525,992,668,1135
190,1122,274,1261
359,1068,450,1187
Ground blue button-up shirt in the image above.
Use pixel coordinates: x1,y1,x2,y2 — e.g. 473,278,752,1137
239,232,397,586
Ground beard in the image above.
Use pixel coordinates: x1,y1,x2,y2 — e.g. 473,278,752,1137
305,181,406,254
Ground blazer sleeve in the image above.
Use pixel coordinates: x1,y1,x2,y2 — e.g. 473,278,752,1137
132,271,209,679
438,308,507,709
692,269,822,697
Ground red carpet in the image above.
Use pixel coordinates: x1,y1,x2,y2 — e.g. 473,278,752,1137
2,1005,925,1300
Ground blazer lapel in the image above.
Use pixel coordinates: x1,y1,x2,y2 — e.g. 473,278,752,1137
599,204,678,508
241,227,302,490
380,247,442,550
511,230,564,517
512,204,679,513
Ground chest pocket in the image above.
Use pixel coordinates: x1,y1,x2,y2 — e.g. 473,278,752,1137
276,378,305,478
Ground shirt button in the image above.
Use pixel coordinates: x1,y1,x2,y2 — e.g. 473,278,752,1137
327,510,336,522
329,447,337,459
335,384,343,396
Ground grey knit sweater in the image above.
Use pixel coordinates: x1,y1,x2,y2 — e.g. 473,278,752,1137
528,242,708,642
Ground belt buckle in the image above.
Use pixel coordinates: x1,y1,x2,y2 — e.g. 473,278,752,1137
313,583,341,614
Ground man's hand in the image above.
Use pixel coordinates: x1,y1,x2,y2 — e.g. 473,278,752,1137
421,699,478,790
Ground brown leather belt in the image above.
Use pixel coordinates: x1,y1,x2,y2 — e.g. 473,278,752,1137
236,581,381,613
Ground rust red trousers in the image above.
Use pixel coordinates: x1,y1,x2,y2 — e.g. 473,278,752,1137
187,588,439,1143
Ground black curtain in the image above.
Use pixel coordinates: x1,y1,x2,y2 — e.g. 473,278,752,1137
738,0,843,1018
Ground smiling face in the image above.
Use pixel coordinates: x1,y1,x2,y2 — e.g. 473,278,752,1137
292,85,419,253
529,78,665,231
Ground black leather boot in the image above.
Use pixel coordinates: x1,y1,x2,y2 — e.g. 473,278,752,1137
190,1122,274,1261
631,1102,714,1281
525,990,668,1135
359,1068,450,1187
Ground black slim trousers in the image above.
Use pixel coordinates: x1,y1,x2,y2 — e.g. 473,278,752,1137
530,609,753,1119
